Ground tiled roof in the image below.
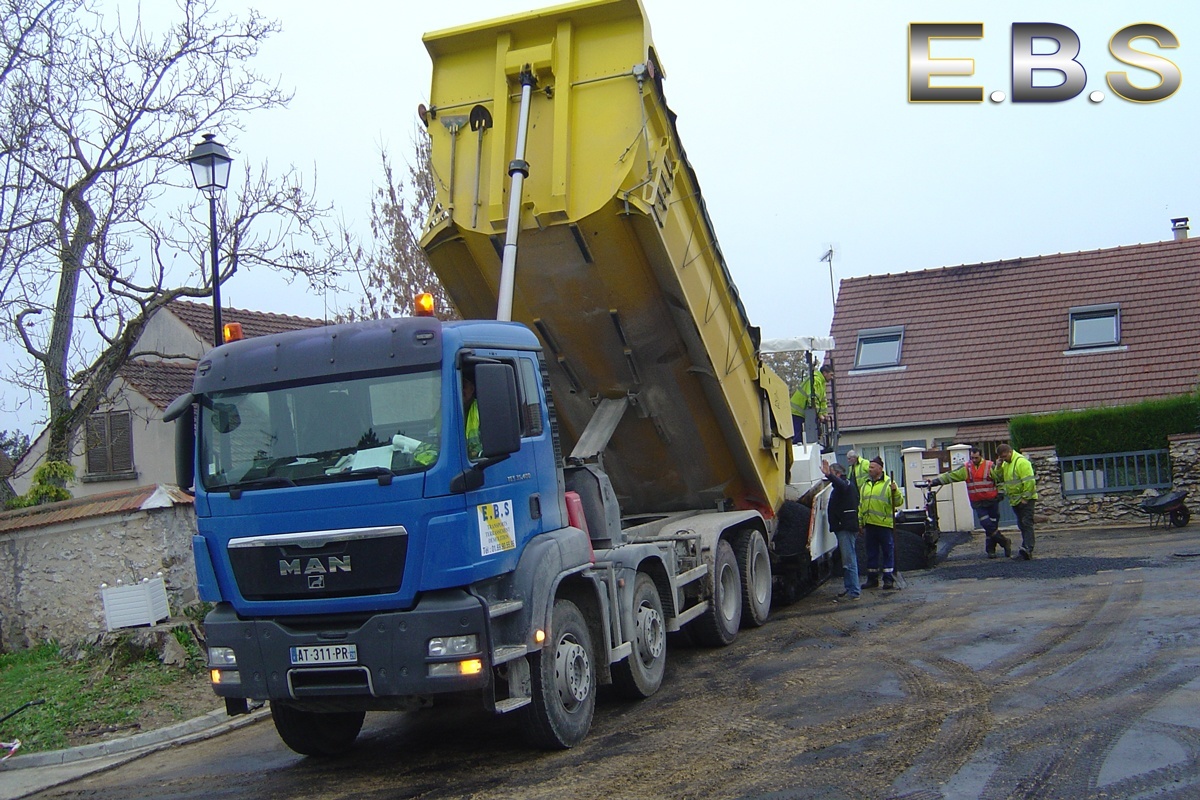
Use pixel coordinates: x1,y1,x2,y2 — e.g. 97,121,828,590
167,299,327,340
0,484,193,536
119,360,200,410
829,237,1200,433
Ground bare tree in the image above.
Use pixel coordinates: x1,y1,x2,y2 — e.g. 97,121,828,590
0,0,350,464
762,350,812,394
344,130,457,322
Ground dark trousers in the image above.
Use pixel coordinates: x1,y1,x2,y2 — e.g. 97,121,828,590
1014,500,1036,554
975,500,1010,554
863,524,895,584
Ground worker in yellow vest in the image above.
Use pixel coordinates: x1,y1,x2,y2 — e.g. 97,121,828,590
858,456,904,589
846,449,870,488
995,444,1037,559
790,360,830,445
931,446,1011,559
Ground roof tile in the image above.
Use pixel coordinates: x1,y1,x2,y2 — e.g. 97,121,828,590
828,237,1200,432
167,299,327,340
0,484,192,536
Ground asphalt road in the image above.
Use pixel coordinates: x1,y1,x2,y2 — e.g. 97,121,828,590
26,523,1200,800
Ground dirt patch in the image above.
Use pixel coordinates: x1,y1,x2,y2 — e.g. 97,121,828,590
59,625,224,749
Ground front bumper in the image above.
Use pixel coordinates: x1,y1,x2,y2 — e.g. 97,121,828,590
205,589,491,706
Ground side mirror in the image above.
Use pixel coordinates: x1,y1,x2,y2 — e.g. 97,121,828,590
474,363,521,458
163,394,196,493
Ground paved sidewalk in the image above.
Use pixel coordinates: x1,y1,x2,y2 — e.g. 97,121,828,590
0,706,269,800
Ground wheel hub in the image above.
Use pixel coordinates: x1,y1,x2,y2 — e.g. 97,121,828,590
554,635,591,708
636,602,665,663
719,562,739,620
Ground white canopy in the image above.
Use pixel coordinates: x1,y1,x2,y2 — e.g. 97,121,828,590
759,336,835,354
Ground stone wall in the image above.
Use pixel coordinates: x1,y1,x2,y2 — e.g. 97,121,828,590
1025,438,1199,528
0,504,197,649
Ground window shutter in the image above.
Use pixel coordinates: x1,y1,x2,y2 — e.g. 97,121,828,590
110,412,134,473
86,415,109,475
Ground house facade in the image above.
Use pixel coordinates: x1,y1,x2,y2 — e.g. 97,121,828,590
825,220,1200,486
8,301,326,499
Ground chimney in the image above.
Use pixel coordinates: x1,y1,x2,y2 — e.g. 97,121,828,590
1171,217,1189,241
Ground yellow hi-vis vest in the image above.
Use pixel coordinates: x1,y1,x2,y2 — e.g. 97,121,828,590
859,475,903,528
996,451,1037,505
789,370,827,415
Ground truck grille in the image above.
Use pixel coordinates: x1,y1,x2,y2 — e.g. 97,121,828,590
228,526,408,601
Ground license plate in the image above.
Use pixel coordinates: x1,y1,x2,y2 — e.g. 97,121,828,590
290,644,358,665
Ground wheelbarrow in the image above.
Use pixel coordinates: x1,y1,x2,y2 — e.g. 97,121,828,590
1138,489,1190,528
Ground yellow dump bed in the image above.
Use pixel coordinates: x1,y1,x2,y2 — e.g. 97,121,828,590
420,0,791,516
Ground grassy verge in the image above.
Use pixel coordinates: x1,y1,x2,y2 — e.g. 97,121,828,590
1,630,208,754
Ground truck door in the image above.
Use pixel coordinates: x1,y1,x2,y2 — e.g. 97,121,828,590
462,357,544,570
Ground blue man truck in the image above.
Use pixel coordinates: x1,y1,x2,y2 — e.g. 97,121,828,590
165,0,835,755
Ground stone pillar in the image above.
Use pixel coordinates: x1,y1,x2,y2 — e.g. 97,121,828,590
1023,446,1065,526
1169,433,1200,497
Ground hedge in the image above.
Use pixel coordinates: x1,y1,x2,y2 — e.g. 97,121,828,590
1010,392,1199,457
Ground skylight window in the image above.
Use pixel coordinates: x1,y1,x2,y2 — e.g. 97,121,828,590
1069,305,1120,349
854,326,904,369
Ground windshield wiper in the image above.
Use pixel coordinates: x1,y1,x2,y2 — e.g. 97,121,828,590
332,466,394,486
224,475,298,499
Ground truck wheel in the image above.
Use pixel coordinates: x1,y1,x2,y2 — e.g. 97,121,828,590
736,529,772,628
523,598,596,749
270,703,365,756
612,573,667,699
1171,507,1190,528
689,538,742,647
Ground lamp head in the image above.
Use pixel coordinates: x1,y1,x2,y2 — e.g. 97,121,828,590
187,133,232,198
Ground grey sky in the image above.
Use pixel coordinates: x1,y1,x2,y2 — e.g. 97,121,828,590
3,0,1197,433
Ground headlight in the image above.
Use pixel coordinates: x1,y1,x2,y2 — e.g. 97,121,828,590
428,634,478,657
208,646,237,667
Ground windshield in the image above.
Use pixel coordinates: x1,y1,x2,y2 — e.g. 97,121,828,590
200,370,442,492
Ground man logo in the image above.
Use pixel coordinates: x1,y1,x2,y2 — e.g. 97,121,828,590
279,556,352,577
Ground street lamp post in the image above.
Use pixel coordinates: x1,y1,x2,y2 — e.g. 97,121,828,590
186,134,233,347
820,247,838,447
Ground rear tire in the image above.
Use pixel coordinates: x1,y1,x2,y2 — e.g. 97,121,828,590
1171,507,1190,528
523,599,596,749
736,529,772,628
611,573,667,699
689,539,742,647
270,703,365,757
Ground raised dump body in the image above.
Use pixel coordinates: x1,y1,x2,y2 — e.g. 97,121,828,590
420,0,792,517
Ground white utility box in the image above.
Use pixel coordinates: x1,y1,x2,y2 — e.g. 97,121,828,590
101,577,169,631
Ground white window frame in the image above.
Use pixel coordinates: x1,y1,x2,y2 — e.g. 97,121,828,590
1069,304,1120,349
854,326,905,370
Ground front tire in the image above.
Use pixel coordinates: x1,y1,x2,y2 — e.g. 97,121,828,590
736,529,772,628
1171,506,1190,528
523,598,596,749
689,538,742,646
270,703,365,757
612,573,667,699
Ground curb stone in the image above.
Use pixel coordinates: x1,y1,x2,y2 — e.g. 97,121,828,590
1,706,269,800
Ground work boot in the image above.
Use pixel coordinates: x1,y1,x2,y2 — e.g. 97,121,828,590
864,575,880,589
1018,547,1031,560
986,550,997,559
882,578,896,590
